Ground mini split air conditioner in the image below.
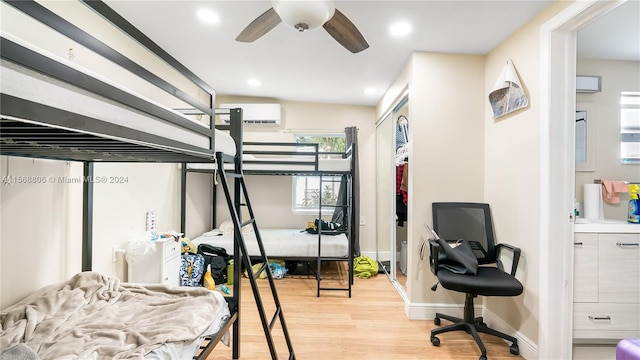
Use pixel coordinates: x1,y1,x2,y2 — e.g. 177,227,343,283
220,103,281,125
576,75,601,93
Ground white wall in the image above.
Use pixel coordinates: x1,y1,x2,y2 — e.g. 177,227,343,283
575,59,640,220
91,163,182,278
483,0,572,349
405,53,486,306
0,157,83,308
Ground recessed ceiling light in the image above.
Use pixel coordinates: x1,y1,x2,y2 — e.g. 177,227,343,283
248,78,261,87
390,22,412,37
197,9,220,24
364,87,377,95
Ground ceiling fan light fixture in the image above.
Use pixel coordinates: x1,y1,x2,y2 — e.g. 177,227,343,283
273,0,335,32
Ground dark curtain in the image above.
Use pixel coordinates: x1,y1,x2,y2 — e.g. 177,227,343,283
332,126,360,256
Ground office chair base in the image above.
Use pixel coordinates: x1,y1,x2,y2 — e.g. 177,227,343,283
430,295,519,360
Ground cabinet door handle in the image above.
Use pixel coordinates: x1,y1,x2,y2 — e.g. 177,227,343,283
588,315,611,321
616,242,639,247
574,242,583,246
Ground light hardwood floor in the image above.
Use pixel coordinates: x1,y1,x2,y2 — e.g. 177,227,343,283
207,262,524,360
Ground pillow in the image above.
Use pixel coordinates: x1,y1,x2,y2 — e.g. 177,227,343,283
218,220,253,234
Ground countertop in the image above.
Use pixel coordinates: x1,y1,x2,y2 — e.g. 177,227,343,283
574,218,640,233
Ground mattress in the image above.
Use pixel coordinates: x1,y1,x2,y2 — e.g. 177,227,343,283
0,33,236,156
193,228,350,258
187,155,351,172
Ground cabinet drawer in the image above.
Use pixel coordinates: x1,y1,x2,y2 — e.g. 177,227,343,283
162,254,181,287
163,239,181,260
574,303,640,331
598,234,640,303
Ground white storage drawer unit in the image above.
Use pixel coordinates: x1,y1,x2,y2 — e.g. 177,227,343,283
574,303,640,335
573,232,640,340
128,238,181,286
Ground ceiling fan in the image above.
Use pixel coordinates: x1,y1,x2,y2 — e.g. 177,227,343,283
235,0,369,54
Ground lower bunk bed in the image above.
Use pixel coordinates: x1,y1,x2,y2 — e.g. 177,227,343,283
193,227,350,260
192,226,352,297
0,272,234,360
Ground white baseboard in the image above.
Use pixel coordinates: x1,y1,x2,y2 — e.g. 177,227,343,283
483,307,538,360
407,301,482,320
406,302,537,360
361,250,391,262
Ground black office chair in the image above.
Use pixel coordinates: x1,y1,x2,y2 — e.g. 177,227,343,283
428,202,523,360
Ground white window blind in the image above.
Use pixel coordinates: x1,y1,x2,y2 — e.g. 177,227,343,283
621,91,640,164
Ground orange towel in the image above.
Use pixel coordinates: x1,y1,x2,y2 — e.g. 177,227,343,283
601,180,628,204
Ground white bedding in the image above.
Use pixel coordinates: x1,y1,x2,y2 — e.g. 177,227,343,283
193,228,350,258
187,155,351,172
0,33,236,156
0,272,230,360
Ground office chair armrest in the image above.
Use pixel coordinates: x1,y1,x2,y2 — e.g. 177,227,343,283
495,243,521,276
428,239,441,275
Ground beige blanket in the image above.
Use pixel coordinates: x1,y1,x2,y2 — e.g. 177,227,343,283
1,272,225,359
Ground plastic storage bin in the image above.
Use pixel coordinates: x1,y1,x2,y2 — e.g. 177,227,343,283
399,240,407,275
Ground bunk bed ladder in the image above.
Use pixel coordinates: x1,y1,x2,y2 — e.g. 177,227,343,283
316,174,353,297
216,152,295,360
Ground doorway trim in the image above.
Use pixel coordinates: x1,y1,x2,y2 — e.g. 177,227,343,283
539,1,626,359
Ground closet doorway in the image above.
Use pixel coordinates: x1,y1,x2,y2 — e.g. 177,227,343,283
375,95,409,294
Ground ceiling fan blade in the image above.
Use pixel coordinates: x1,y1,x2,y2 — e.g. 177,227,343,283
323,9,369,53
236,8,282,42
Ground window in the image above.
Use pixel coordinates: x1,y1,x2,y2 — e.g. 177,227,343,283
292,134,346,214
621,91,640,164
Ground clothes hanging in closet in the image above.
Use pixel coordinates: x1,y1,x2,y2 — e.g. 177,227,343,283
396,164,408,226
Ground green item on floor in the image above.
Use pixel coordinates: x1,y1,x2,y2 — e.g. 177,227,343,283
227,259,234,285
354,255,379,279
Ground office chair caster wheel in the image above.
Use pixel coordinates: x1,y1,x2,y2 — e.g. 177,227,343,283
430,336,440,346
433,317,441,326
510,344,520,355
478,356,487,360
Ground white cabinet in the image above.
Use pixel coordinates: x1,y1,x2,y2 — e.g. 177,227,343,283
128,238,181,287
573,232,640,340
574,233,598,303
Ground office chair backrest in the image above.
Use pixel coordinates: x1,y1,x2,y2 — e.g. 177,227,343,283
432,202,496,265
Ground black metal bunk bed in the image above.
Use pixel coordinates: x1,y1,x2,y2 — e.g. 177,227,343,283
0,1,295,359
181,138,357,297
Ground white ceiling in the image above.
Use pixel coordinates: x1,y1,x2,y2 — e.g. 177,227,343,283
577,0,640,62
103,1,639,107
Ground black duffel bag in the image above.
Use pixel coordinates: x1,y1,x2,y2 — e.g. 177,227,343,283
197,244,230,285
